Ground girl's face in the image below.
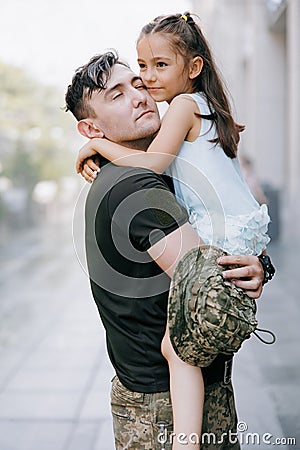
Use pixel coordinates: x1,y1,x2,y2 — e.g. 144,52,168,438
137,33,194,104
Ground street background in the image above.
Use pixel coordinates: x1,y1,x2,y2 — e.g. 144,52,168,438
0,0,299,449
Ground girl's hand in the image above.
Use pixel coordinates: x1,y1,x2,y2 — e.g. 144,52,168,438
76,139,102,174
81,157,101,183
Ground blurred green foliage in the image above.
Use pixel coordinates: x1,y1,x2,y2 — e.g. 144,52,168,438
0,61,78,191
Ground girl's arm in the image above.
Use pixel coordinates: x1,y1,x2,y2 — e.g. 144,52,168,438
76,95,198,175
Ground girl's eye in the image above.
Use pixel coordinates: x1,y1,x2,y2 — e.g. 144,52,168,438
157,62,167,67
138,63,146,70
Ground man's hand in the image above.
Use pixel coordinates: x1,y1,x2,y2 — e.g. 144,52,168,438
217,254,264,299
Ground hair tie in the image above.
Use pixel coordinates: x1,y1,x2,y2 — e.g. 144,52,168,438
180,14,188,22
149,19,155,24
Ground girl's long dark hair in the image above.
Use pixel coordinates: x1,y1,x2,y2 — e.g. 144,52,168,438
138,12,244,158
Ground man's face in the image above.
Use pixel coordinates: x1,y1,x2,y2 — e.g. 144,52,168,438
87,64,161,145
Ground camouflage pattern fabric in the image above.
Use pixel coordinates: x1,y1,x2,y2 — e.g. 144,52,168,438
110,375,240,449
201,382,240,449
111,376,173,450
168,245,258,367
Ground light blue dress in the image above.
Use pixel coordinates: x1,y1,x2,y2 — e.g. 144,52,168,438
166,92,270,256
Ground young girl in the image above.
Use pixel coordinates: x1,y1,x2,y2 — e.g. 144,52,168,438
76,13,270,448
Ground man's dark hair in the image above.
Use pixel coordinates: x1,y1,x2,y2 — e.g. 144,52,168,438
65,50,129,121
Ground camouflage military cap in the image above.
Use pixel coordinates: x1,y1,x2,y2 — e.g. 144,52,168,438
168,245,258,367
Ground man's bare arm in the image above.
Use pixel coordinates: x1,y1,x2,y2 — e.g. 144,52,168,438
147,222,202,278
148,222,264,299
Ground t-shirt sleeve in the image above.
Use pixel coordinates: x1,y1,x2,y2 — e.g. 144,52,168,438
107,168,189,252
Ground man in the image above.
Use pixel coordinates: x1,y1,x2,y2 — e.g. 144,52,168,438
65,51,272,449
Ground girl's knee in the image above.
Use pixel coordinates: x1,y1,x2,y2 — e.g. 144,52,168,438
161,331,171,360
161,332,182,365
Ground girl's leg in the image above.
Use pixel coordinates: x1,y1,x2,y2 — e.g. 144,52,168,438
162,325,204,449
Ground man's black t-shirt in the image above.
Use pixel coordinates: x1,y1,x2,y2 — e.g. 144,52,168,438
85,163,188,393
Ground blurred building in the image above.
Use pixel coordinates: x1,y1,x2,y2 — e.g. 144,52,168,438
191,0,300,242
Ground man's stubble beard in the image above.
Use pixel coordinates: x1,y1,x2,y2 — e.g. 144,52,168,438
121,130,159,151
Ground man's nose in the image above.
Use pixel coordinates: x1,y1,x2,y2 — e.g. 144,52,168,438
132,88,148,108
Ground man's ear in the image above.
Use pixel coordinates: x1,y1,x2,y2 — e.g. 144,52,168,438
189,56,203,80
77,119,104,139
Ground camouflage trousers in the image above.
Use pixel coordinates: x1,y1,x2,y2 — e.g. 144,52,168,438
110,375,240,450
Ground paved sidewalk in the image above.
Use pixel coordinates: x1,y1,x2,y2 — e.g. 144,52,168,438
0,222,115,450
233,241,300,449
0,224,299,449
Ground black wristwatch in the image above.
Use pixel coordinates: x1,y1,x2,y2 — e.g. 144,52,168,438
258,254,275,285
